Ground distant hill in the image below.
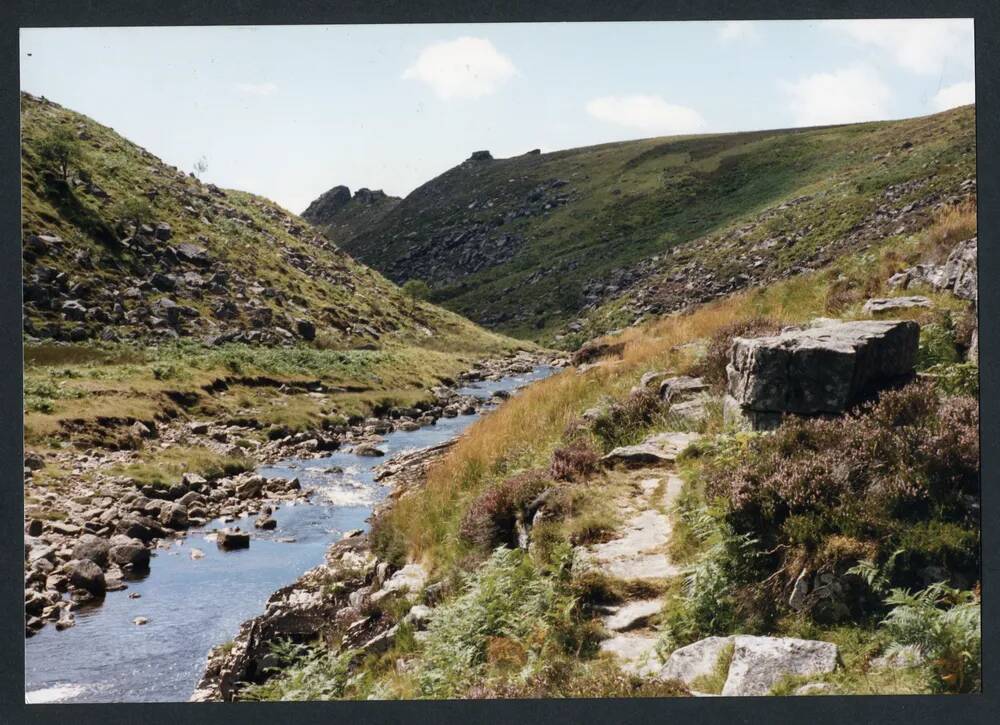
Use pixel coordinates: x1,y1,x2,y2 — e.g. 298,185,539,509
314,108,975,342
301,185,400,244
19,92,509,353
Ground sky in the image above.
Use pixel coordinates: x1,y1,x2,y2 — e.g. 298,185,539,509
20,20,975,214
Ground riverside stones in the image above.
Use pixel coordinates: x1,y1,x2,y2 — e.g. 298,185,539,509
216,529,250,550
67,559,106,595
725,319,919,430
71,534,110,568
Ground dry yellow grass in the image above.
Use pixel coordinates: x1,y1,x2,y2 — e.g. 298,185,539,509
388,201,977,571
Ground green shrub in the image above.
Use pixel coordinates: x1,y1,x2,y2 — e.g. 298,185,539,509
702,383,979,621
591,388,667,451
880,583,980,693
401,279,432,301
414,547,572,698
917,323,959,370
37,127,85,181
923,362,978,397
239,641,359,701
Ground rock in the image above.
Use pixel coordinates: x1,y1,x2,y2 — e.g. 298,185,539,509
295,319,316,341
602,599,663,632
176,242,210,265
71,534,111,568
190,548,205,560
158,502,189,529
602,432,701,467
862,296,931,315
795,682,836,695
469,150,493,161
61,299,88,321
217,529,250,550
134,616,149,625
404,604,434,629
234,476,264,499
371,563,428,603
938,237,977,301
668,396,710,426
639,370,670,389
24,452,45,470
68,559,106,596
130,420,154,439
871,644,925,671
572,340,625,366
658,375,708,404
599,632,663,677
353,444,385,457
721,636,839,696
25,519,44,536
154,222,172,241
47,521,82,536
254,516,277,530
109,539,150,570
726,320,919,428
660,636,734,686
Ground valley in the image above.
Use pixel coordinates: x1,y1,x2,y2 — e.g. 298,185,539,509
21,92,980,703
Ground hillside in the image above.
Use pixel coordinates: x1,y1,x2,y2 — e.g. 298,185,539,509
325,108,975,342
301,185,400,244
20,92,500,353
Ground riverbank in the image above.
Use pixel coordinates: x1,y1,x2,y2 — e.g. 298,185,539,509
24,349,564,638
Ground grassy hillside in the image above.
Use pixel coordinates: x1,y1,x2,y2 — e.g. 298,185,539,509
332,108,975,341
20,91,505,353
20,92,528,455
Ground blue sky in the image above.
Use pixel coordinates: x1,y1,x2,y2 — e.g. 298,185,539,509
20,20,975,214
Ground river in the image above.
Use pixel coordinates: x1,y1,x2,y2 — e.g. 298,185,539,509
24,366,554,704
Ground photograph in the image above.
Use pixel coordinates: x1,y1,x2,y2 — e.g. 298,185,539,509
19,18,980,705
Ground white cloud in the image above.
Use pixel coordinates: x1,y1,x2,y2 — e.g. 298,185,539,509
781,66,891,127
585,95,706,135
931,80,976,111
831,19,973,75
235,82,278,96
718,21,759,42
402,37,516,100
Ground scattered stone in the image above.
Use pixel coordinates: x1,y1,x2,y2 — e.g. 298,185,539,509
862,296,931,314
134,616,149,625
109,539,151,570
602,432,701,468
71,534,111,568
68,559,106,596
721,636,839,696
216,529,250,550
660,636,734,687
658,375,708,404
353,444,385,457
602,599,663,632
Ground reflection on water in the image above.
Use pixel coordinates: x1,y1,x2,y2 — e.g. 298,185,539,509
24,366,554,703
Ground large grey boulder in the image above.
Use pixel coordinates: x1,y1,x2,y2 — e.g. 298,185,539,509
726,320,919,429
721,636,839,696
67,559,106,596
660,636,734,687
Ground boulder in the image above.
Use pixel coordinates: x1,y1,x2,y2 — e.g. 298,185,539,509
862,296,931,315
154,222,172,241
602,432,701,468
71,534,111,568
660,636,734,687
721,636,838,696
572,340,625,366
354,444,385,457
469,150,493,161
295,319,316,341
726,320,919,428
658,375,708,404
217,529,250,550
67,559,106,596
158,502,189,529
602,599,663,632
109,539,150,570
235,476,264,499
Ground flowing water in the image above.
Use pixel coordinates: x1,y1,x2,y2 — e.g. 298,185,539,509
24,366,554,704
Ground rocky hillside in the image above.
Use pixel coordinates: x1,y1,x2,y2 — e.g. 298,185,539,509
301,185,400,243
20,92,498,352
319,108,974,341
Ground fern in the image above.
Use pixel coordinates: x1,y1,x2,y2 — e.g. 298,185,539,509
880,582,980,692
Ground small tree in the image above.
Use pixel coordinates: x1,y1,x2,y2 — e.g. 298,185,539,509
401,279,432,301
111,196,154,238
37,127,84,182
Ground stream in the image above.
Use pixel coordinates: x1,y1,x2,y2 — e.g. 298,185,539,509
24,366,554,704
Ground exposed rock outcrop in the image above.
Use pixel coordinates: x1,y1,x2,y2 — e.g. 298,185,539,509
725,319,919,430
